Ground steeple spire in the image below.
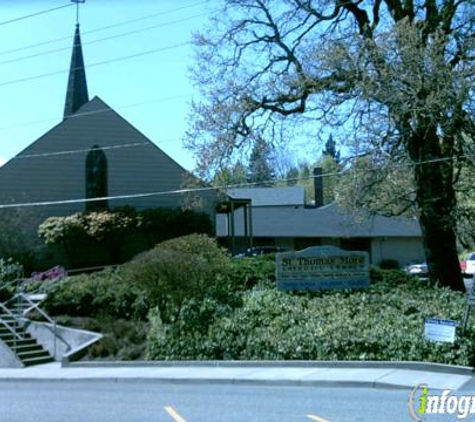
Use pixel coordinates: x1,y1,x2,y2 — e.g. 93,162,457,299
63,23,89,119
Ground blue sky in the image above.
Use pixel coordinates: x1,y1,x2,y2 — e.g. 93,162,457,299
0,0,216,170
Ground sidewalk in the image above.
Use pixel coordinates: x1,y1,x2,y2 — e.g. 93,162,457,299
0,361,472,390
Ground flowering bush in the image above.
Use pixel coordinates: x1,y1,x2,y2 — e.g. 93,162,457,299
38,207,212,268
0,258,23,282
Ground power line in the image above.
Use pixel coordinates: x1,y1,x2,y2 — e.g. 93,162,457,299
0,151,470,209
0,0,208,57
0,150,473,209
16,142,149,159
0,3,73,27
12,137,186,160
0,93,192,133
0,173,335,209
0,11,212,67
0,42,190,88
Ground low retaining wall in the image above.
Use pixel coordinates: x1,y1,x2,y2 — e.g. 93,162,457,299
25,321,102,364
0,338,22,368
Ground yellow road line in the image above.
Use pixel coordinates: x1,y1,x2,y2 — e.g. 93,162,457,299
164,406,187,422
306,414,331,422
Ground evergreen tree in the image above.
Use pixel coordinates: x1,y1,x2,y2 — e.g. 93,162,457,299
247,138,275,185
285,166,299,186
322,135,340,164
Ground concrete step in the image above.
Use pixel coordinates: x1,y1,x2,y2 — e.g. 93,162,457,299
21,355,54,367
0,321,22,330
0,314,19,321
0,331,30,342
17,348,51,360
0,327,24,336
0,302,55,367
4,338,37,347
9,343,43,353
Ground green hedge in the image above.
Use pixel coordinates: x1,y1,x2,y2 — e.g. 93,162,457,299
147,268,475,366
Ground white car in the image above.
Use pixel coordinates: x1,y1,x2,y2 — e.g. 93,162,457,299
463,253,475,276
404,262,428,278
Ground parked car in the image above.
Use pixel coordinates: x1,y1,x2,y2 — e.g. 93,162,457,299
462,252,475,276
404,262,429,278
236,246,290,258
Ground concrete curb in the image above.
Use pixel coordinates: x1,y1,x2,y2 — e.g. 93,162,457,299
63,360,475,375
0,376,411,390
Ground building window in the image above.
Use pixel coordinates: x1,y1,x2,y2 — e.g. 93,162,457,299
86,145,108,211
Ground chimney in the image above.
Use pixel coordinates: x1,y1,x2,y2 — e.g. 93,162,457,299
313,167,324,208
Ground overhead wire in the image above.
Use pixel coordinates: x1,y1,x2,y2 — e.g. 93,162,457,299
0,11,212,67
0,2,215,163
0,41,190,88
0,153,472,209
0,0,208,57
13,137,188,160
0,3,73,27
0,93,193,133
0,169,344,209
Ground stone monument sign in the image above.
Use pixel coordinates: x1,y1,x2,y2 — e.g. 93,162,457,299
276,246,370,291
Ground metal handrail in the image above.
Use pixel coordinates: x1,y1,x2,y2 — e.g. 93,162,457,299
14,293,55,325
13,293,71,359
0,301,24,353
0,285,71,361
0,303,23,340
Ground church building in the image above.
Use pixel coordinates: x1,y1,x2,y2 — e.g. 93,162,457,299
0,24,218,226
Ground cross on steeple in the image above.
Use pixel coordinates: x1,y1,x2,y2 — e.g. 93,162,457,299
71,0,86,24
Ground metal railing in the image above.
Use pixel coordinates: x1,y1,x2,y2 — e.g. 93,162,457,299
12,292,71,359
0,301,25,352
0,288,71,360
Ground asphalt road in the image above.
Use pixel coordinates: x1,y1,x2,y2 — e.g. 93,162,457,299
0,381,469,422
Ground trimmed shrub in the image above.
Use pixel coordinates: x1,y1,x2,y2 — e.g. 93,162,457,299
122,234,232,323
227,254,276,290
43,268,149,319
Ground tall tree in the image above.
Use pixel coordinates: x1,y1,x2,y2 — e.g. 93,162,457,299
316,154,341,205
247,137,275,185
322,134,340,164
186,0,475,290
285,166,300,186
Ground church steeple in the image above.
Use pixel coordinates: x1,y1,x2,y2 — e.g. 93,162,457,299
64,23,89,119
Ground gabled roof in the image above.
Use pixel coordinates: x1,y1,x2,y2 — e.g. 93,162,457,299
226,187,305,207
0,96,206,211
64,24,89,119
217,203,422,238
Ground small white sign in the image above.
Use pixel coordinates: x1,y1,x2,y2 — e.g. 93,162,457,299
424,318,457,343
